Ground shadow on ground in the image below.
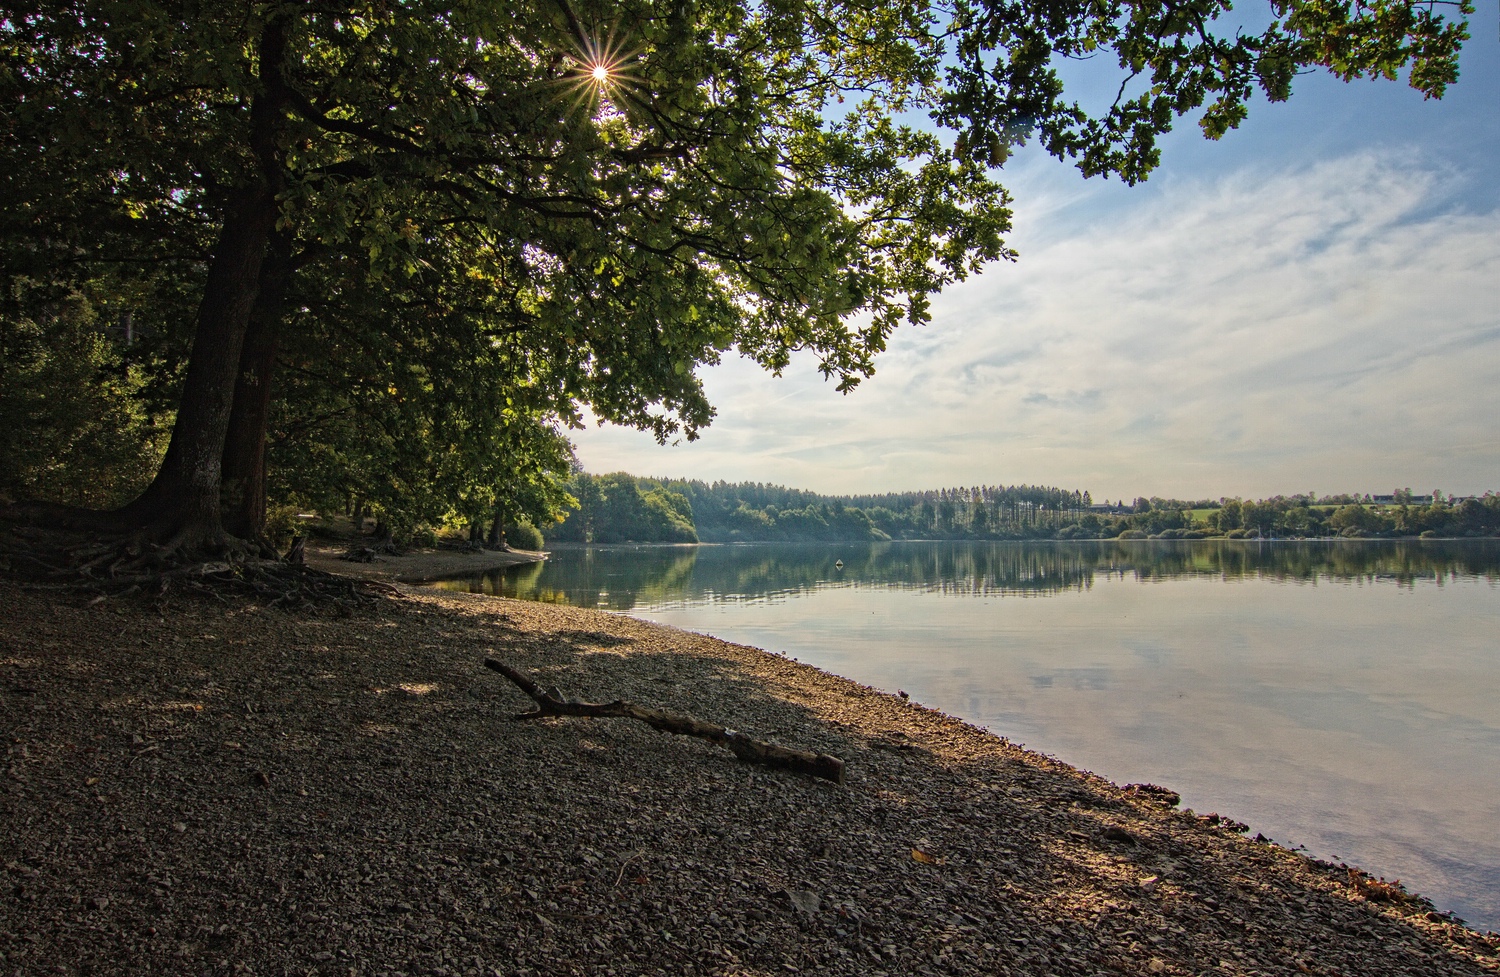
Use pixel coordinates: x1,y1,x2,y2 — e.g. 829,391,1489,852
1,583,1495,977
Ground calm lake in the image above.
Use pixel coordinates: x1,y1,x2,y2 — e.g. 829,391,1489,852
436,539,1500,931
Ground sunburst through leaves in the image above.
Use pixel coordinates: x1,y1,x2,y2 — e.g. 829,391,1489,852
550,22,641,119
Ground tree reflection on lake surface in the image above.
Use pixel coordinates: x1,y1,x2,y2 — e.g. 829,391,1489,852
437,539,1500,931
443,538,1500,609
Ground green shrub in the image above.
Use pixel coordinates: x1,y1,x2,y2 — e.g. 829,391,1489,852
1116,529,1147,539
1057,524,1098,539
0,296,167,507
505,521,544,550
264,503,301,551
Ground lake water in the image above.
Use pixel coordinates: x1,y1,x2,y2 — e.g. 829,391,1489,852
435,539,1500,931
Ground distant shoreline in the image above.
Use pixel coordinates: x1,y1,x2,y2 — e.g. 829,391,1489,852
541,534,1496,547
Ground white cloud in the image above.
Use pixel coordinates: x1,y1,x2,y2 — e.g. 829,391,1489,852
572,152,1500,499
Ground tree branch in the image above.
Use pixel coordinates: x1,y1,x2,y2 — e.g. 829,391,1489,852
483,659,846,784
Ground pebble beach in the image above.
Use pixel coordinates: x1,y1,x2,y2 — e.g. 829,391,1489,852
3,569,1498,976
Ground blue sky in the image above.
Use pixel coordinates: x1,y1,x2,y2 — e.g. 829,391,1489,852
575,9,1500,501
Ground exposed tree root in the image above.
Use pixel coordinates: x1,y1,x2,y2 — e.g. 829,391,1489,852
0,517,398,611
484,659,846,784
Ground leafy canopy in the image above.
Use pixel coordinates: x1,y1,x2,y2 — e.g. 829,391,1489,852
0,0,1471,526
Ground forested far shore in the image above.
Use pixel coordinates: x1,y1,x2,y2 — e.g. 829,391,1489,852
550,474,1500,545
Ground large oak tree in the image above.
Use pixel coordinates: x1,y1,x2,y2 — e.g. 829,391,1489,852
0,0,1469,554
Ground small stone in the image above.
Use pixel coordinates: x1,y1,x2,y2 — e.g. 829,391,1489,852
785,889,820,914
1148,958,1166,973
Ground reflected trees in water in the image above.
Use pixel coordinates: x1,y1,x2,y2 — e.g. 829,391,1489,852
438,539,1500,611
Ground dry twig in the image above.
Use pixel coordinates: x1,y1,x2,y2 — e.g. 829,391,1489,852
483,659,846,784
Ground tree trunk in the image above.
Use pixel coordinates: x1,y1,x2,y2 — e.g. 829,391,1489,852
116,188,279,545
113,15,290,552
221,230,294,545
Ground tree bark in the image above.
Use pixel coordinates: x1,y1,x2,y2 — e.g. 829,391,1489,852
113,15,290,551
116,189,278,544
221,230,294,544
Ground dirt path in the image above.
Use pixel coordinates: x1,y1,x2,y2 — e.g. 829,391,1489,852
2,581,1496,976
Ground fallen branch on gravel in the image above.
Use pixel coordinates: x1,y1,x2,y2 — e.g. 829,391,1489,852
483,659,846,784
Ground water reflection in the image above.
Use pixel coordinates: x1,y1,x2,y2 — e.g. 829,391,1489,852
435,539,1500,930
437,538,1500,610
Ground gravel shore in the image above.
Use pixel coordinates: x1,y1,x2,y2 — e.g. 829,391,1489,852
3,578,1498,976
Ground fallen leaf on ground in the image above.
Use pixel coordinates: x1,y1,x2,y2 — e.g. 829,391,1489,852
911,848,945,866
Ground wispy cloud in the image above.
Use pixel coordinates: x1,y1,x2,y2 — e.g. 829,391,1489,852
573,152,1500,499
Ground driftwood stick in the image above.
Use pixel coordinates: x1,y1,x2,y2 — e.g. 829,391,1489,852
483,658,845,785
